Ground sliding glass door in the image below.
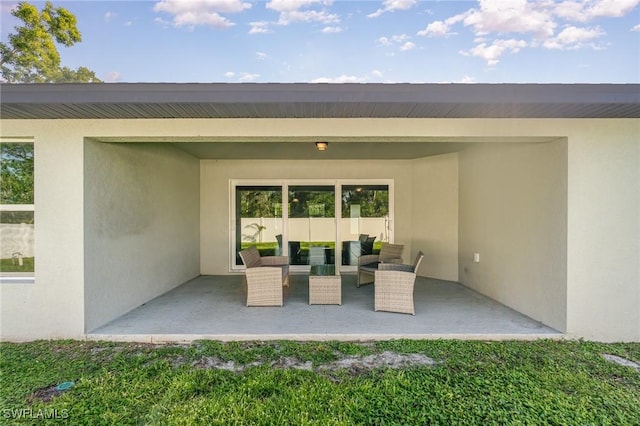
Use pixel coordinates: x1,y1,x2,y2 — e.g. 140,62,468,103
340,185,390,266
288,185,335,266
231,180,392,271
234,185,283,266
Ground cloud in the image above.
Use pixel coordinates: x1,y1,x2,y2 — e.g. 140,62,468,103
153,0,251,29
551,0,640,23
267,0,323,12
543,25,605,49
249,21,271,34
322,26,343,33
376,33,416,52
461,38,527,66
417,14,465,37
376,36,392,46
103,12,135,28
266,0,339,26
371,69,383,79
633,23,640,31
224,71,259,81
418,21,450,37
418,0,639,66
368,0,417,18
311,74,367,83
104,71,123,82
399,41,416,51
461,0,556,39
256,52,268,60
586,0,640,19
392,34,409,43
104,11,117,23
238,72,260,82
251,2,339,32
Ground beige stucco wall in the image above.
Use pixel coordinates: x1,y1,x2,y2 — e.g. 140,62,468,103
200,156,459,277
411,153,459,281
458,140,568,333
566,129,640,342
1,128,85,340
83,141,200,332
1,117,638,341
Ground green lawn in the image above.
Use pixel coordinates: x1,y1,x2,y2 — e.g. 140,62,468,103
1,340,639,425
0,257,34,273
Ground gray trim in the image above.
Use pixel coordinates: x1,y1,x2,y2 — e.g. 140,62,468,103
1,83,639,119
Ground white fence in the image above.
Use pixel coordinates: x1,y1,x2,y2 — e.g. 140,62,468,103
240,217,389,243
0,223,35,258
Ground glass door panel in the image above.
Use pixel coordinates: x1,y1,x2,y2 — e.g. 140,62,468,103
340,185,390,266
235,186,283,266
288,185,335,266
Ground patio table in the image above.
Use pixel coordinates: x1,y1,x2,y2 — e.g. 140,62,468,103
309,264,341,305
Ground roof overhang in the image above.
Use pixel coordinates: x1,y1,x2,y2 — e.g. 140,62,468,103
1,83,639,120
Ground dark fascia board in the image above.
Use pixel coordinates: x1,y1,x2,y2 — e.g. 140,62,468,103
2,82,639,104
0,83,639,118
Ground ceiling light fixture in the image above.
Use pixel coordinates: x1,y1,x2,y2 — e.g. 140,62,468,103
315,141,328,151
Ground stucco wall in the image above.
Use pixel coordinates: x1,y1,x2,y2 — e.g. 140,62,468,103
200,157,460,278
566,129,640,341
84,141,200,332
458,140,568,333
1,131,85,340
411,153,459,281
1,117,638,341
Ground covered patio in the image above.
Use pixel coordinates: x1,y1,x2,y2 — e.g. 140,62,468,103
88,274,559,343
2,83,637,343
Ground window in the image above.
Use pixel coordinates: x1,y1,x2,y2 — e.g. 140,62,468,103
340,185,390,266
0,141,34,278
234,185,283,266
230,180,393,271
288,185,336,265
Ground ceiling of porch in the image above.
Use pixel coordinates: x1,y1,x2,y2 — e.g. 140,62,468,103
92,136,559,160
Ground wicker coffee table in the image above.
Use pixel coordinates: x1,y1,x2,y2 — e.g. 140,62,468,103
309,264,341,305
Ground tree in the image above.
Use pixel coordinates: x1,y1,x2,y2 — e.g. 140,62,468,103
0,143,34,225
0,1,100,83
239,190,281,218
0,143,33,204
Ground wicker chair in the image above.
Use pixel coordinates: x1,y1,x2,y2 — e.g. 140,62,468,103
357,242,404,287
239,246,290,307
374,251,424,315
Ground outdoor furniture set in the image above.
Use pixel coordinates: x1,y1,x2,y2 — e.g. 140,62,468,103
239,243,423,315
238,246,289,307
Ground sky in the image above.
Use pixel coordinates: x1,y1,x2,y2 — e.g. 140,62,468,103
1,0,639,83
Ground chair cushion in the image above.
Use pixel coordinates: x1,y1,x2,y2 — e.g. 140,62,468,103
378,243,404,263
378,263,414,273
359,262,379,273
361,236,376,255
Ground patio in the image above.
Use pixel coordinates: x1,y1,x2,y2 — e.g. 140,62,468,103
88,274,561,343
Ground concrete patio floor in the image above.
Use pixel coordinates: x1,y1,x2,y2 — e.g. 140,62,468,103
88,274,561,343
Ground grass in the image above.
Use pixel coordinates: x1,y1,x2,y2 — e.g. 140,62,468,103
1,339,639,425
0,257,34,273
241,241,384,259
